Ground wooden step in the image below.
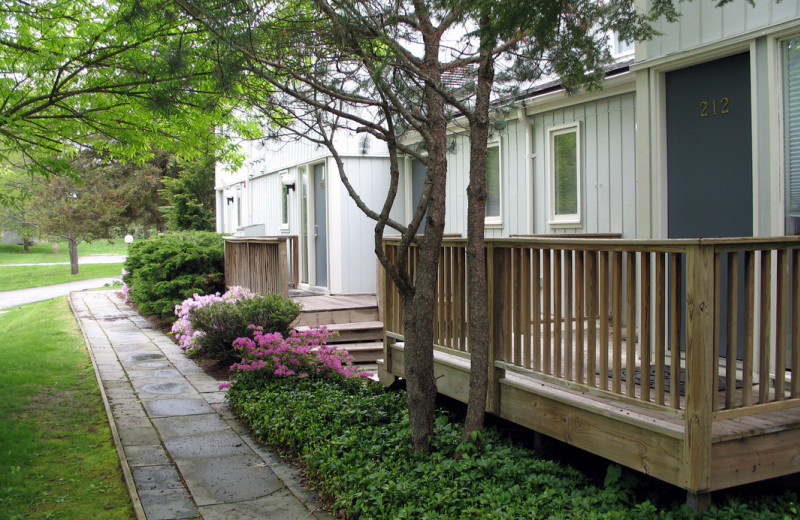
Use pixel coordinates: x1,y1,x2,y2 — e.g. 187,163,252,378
336,341,383,363
296,321,383,342
293,294,379,326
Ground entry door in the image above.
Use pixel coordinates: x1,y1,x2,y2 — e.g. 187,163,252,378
665,53,752,358
666,53,753,238
313,163,328,287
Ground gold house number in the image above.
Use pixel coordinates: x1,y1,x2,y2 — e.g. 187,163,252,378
700,97,730,117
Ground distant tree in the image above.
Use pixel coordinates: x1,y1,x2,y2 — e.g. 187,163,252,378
22,151,162,274
0,168,38,251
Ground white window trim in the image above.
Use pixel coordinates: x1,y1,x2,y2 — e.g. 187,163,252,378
485,140,503,227
547,122,582,226
279,169,290,230
610,30,635,59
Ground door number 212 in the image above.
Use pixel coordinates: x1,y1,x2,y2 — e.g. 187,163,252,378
700,97,730,117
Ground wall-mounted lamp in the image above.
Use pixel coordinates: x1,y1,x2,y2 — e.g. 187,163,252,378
226,196,234,205
280,171,296,192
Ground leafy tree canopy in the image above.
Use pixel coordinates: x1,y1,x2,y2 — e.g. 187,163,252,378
0,0,258,171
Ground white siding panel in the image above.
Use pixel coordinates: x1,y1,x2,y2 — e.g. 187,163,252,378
528,92,636,237
584,105,599,234
596,100,612,233
645,0,800,61
335,157,393,294
621,99,637,238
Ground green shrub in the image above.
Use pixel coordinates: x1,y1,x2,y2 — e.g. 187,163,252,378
123,231,225,322
188,293,302,364
227,376,799,520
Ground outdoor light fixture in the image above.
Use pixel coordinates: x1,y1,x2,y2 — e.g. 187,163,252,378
124,234,134,244
280,171,296,192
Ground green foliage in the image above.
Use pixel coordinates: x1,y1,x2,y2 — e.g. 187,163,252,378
123,231,225,321
0,0,252,165
189,294,301,364
0,298,134,519
160,155,216,231
227,376,799,520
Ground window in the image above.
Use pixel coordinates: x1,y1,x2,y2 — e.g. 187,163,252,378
548,123,581,225
486,145,501,224
783,36,800,233
279,170,290,229
611,31,634,58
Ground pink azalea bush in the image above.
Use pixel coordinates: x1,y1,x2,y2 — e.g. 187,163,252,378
230,325,373,382
171,286,257,354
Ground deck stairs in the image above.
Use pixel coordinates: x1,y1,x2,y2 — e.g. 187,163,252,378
292,293,383,363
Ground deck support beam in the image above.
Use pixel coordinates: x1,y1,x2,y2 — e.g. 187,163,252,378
686,491,712,514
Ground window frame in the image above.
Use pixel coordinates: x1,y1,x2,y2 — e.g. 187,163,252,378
547,122,582,226
485,140,502,226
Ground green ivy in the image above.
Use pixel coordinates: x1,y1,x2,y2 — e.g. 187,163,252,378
227,376,797,519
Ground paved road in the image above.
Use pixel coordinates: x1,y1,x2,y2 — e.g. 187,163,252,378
0,277,122,310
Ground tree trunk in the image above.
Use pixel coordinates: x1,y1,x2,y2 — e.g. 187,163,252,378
402,27,450,453
68,236,79,275
462,36,496,444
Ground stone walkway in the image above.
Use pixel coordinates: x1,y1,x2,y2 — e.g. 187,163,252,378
69,290,333,520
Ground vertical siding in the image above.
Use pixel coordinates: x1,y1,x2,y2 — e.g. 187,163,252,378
335,156,394,294
249,173,284,234
527,92,637,237
444,118,530,238
645,0,800,60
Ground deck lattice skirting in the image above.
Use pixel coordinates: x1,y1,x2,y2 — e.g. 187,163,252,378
378,236,800,501
224,236,299,296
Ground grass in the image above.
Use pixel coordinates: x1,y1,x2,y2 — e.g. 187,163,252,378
0,298,135,520
0,263,124,291
0,239,128,265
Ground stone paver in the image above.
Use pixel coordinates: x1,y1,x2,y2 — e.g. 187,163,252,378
70,290,332,520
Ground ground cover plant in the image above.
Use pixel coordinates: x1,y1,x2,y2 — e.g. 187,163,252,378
0,298,134,520
0,263,123,291
226,353,798,519
122,231,224,322
0,239,127,265
171,286,302,364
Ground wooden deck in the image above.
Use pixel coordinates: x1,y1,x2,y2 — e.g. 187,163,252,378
378,236,800,505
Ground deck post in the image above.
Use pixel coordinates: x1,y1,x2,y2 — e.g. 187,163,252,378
487,244,507,414
278,239,289,297
682,243,715,510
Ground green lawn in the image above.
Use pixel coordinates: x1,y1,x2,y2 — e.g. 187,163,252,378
0,239,128,265
0,298,135,520
0,263,124,291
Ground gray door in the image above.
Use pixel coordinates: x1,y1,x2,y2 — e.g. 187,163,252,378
666,53,752,358
313,163,328,287
666,53,752,239
411,159,427,234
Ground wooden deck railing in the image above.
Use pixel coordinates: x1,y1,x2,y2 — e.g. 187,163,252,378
224,236,297,296
382,237,800,419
